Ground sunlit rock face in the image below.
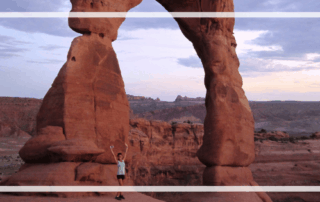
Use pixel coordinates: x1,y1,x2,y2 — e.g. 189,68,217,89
69,0,143,41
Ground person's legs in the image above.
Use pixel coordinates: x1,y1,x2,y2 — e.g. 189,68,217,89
117,178,123,197
119,178,123,197
119,176,125,199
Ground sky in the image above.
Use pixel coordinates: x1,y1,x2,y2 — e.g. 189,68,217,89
0,0,320,101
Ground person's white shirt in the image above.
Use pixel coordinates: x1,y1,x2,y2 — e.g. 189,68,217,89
117,160,125,175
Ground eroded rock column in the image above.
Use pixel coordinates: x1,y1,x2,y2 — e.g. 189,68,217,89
3,0,142,191
157,0,271,201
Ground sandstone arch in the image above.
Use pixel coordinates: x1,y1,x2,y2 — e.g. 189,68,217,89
3,0,272,201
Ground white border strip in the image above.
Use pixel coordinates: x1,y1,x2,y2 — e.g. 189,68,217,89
0,186,319,192
0,12,320,18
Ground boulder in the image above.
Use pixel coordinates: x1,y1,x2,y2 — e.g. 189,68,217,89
47,139,105,162
19,126,65,163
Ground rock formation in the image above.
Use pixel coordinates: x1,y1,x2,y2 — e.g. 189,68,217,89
3,0,272,201
174,95,205,102
0,121,31,138
3,0,142,195
0,97,41,136
157,0,255,174
155,0,271,201
254,131,289,140
311,132,320,139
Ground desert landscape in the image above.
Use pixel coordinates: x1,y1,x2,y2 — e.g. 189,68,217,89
1,96,320,201
1,0,320,202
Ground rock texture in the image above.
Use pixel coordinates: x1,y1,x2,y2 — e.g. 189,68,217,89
0,97,41,136
34,33,130,164
0,121,31,138
69,0,142,41
156,0,256,185
154,0,270,201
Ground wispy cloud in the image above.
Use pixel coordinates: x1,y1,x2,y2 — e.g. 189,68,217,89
177,56,202,68
27,59,64,64
39,45,66,51
0,34,29,58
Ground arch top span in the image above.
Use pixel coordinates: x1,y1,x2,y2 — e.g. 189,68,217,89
69,0,143,41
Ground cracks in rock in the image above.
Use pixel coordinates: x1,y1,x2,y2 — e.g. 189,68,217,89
92,82,98,143
171,126,176,149
198,0,203,12
192,128,200,145
74,162,85,181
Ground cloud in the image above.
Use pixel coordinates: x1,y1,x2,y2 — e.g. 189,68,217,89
240,57,320,74
233,0,320,60
235,0,320,12
39,45,67,51
0,0,76,37
0,0,69,12
177,55,202,68
27,59,64,64
0,34,29,58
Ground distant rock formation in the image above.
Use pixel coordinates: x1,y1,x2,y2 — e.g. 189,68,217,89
137,104,205,123
127,94,159,101
174,95,205,102
254,131,289,140
0,121,31,138
0,97,41,136
311,132,320,139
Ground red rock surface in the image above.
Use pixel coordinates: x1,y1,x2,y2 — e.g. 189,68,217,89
0,97,41,136
27,33,130,165
157,0,255,168
154,2,261,201
0,121,31,138
2,119,320,201
69,0,142,41
2,0,144,195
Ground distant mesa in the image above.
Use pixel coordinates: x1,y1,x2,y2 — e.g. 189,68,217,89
174,95,205,102
126,94,160,101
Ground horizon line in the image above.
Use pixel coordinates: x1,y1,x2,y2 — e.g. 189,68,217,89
1,12,320,18
0,96,319,102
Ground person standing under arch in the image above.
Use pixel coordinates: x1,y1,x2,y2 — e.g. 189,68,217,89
110,143,128,200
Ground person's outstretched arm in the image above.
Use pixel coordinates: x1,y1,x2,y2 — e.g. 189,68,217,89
110,145,118,163
123,143,128,161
